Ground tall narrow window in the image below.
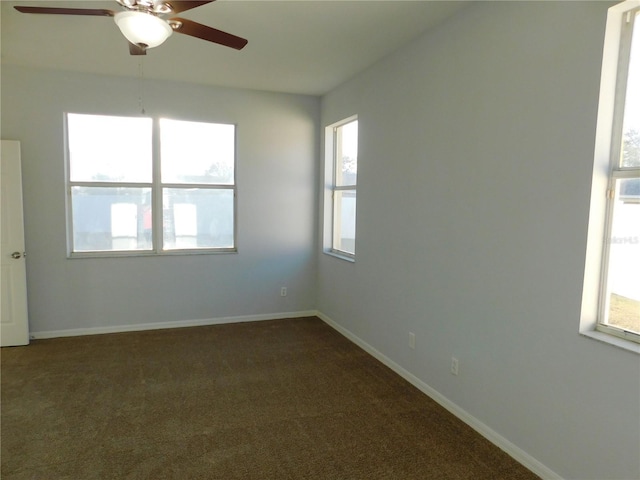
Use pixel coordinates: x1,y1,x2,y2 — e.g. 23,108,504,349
329,118,358,258
597,4,640,342
66,113,236,256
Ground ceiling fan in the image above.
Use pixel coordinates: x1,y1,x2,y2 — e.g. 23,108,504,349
14,0,248,55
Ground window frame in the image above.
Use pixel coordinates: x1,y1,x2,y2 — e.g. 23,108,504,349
324,115,358,261
581,0,640,352
65,113,238,258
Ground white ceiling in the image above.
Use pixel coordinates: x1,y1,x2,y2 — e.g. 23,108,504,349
1,0,468,96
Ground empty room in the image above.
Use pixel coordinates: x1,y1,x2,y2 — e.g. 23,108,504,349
1,1,639,479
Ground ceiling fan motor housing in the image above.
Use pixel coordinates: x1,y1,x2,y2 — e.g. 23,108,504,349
117,0,172,15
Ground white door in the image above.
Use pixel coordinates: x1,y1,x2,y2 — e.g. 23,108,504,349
1,140,29,346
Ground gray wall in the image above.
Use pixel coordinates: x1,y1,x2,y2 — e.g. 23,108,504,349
318,2,639,480
3,2,639,479
1,66,319,334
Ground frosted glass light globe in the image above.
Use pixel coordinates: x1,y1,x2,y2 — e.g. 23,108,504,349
114,11,172,49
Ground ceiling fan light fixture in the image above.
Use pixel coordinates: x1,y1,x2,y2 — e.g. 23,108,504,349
114,11,172,49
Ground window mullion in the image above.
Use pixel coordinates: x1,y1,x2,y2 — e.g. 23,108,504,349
611,168,640,179
68,181,152,189
161,183,234,190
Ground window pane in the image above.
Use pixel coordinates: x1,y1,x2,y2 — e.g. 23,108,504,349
605,178,640,333
162,188,234,249
334,190,356,255
621,11,640,168
71,187,152,252
160,119,235,185
67,114,152,182
336,120,358,186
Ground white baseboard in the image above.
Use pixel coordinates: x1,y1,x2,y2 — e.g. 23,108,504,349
316,311,562,480
30,310,319,340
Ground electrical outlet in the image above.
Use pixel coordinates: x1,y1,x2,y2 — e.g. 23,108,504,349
280,287,287,297
450,357,459,376
408,332,416,349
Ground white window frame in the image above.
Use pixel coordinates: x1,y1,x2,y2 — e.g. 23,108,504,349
581,0,640,352
323,115,358,261
65,113,237,258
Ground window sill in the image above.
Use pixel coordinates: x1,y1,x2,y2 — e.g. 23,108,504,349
579,328,640,354
324,250,355,263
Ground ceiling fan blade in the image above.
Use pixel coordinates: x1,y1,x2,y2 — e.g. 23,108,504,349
14,6,115,16
171,18,247,50
129,42,147,56
165,1,215,14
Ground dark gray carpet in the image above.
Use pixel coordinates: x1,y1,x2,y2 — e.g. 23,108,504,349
1,317,539,479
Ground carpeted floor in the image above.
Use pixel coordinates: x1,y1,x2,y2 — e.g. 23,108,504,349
1,316,539,479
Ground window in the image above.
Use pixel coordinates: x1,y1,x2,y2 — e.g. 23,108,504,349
599,4,640,342
325,117,358,259
583,1,640,348
66,114,236,255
